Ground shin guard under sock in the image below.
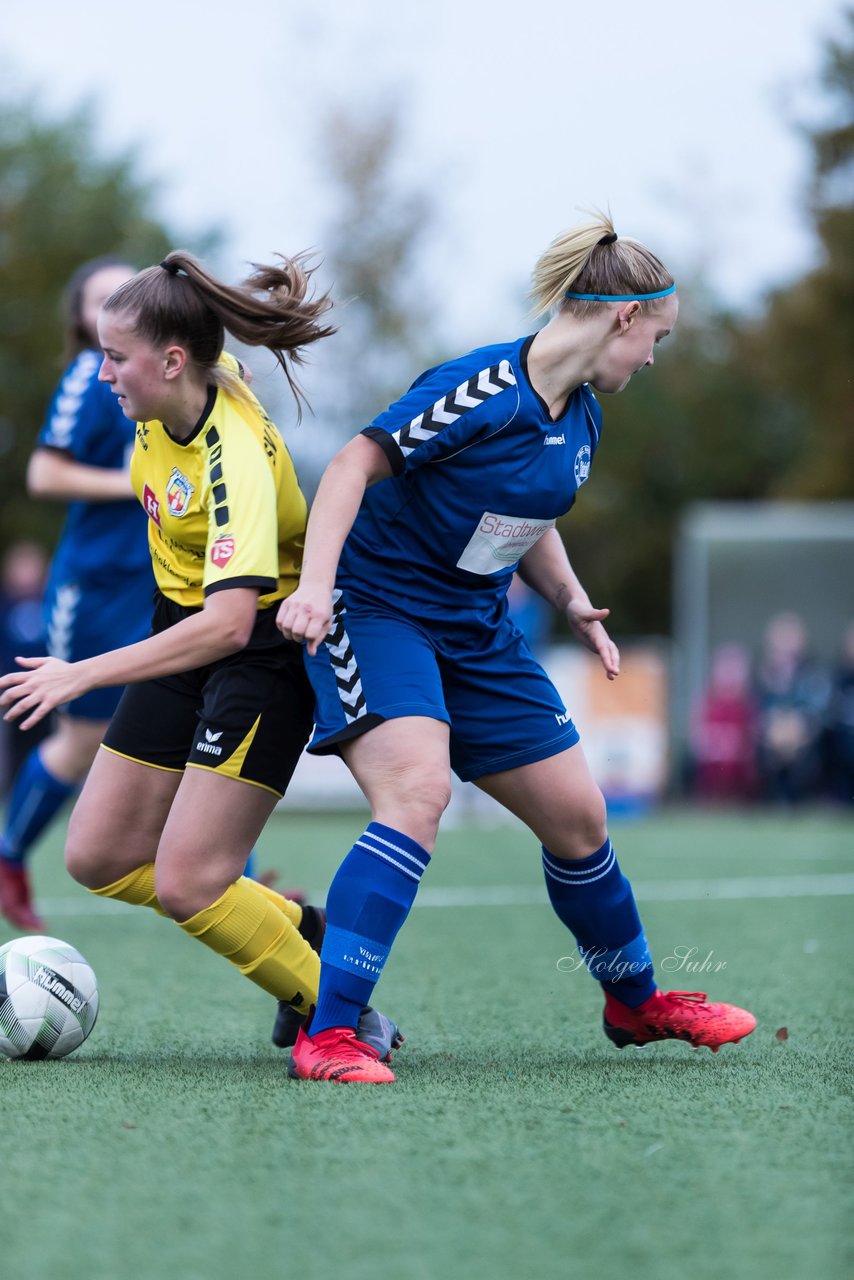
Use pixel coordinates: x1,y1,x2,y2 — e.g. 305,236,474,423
311,822,430,1034
542,838,656,1008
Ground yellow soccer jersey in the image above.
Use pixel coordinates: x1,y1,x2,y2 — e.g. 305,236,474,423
130,381,306,610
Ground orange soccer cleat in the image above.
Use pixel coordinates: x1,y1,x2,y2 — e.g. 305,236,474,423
603,988,757,1052
288,1023,397,1083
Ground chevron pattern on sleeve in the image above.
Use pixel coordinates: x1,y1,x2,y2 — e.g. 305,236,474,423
46,584,81,662
324,591,367,724
391,359,516,459
43,351,100,448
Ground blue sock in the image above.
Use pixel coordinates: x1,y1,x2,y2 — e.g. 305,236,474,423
0,748,75,866
542,838,656,1008
311,821,431,1035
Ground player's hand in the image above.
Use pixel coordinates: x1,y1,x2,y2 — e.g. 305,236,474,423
276,586,334,656
564,599,620,681
0,656,87,729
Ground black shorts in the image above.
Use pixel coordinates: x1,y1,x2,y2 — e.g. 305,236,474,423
102,594,314,797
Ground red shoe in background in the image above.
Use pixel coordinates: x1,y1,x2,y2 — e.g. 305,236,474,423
604,989,757,1052
0,859,46,931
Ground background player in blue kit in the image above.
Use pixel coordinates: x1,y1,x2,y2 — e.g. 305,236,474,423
278,213,757,1083
0,258,153,930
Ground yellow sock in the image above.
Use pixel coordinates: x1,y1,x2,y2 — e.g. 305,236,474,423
90,865,302,925
90,863,167,914
241,875,303,927
178,878,319,1014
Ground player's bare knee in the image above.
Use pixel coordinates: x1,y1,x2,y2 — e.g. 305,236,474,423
374,765,451,850
408,767,452,825
64,845,108,889
64,815,106,888
153,880,190,922
584,785,609,847
547,785,608,859
152,865,193,921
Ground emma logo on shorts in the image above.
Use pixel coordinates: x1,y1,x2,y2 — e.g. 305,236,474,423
210,535,235,567
141,484,161,527
166,467,195,518
456,511,555,576
195,727,223,756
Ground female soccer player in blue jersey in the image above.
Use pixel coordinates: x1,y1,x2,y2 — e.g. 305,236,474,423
0,251,402,1062
277,215,757,1083
0,258,153,931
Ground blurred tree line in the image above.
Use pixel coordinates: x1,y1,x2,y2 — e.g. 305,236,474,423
0,99,215,547
562,9,854,634
0,12,850,635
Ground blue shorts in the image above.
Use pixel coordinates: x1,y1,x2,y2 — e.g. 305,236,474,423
305,591,579,783
44,575,152,720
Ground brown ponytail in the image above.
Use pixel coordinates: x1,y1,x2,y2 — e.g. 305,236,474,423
103,250,336,418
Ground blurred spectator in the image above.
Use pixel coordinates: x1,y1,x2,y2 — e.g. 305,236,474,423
690,641,758,802
0,542,51,791
507,573,552,656
753,611,831,805
825,621,854,805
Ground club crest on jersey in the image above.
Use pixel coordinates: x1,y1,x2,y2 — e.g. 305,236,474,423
141,483,161,527
210,535,235,568
166,467,195,518
574,445,591,486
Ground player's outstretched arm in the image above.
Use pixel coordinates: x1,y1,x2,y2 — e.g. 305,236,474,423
277,434,391,655
0,588,259,729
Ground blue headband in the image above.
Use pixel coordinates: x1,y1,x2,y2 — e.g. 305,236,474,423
563,283,676,302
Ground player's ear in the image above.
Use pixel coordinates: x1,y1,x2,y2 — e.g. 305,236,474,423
163,344,189,379
615,301,642,333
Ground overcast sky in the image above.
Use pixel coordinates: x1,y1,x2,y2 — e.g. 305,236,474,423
3,0,846,351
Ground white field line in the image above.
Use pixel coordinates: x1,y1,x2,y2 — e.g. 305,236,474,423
29,871,854,918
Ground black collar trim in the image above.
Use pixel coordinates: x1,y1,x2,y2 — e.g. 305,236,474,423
163,385,218,445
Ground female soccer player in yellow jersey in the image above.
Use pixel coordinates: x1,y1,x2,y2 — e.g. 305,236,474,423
0,251,402,1062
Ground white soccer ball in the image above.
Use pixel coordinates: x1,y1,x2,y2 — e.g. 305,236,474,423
0,935,99,1060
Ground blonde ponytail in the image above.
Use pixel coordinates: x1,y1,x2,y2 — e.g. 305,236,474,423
529,213,674,317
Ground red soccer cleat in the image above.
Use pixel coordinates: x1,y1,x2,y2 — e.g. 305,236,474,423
288,1024,396,1083
603,989,757,1052
0,859,46,931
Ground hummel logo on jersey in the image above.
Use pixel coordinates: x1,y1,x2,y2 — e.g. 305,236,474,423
555,710,572,725
196,728,224,756
544,433,565,446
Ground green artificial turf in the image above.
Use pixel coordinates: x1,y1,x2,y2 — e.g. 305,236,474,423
1,806,851,1280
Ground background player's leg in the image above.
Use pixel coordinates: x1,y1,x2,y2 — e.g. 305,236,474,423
0,712,107,929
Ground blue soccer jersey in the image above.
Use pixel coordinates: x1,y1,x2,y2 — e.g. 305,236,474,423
37,349,153,715
37,349,150,588
343,334,602,622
